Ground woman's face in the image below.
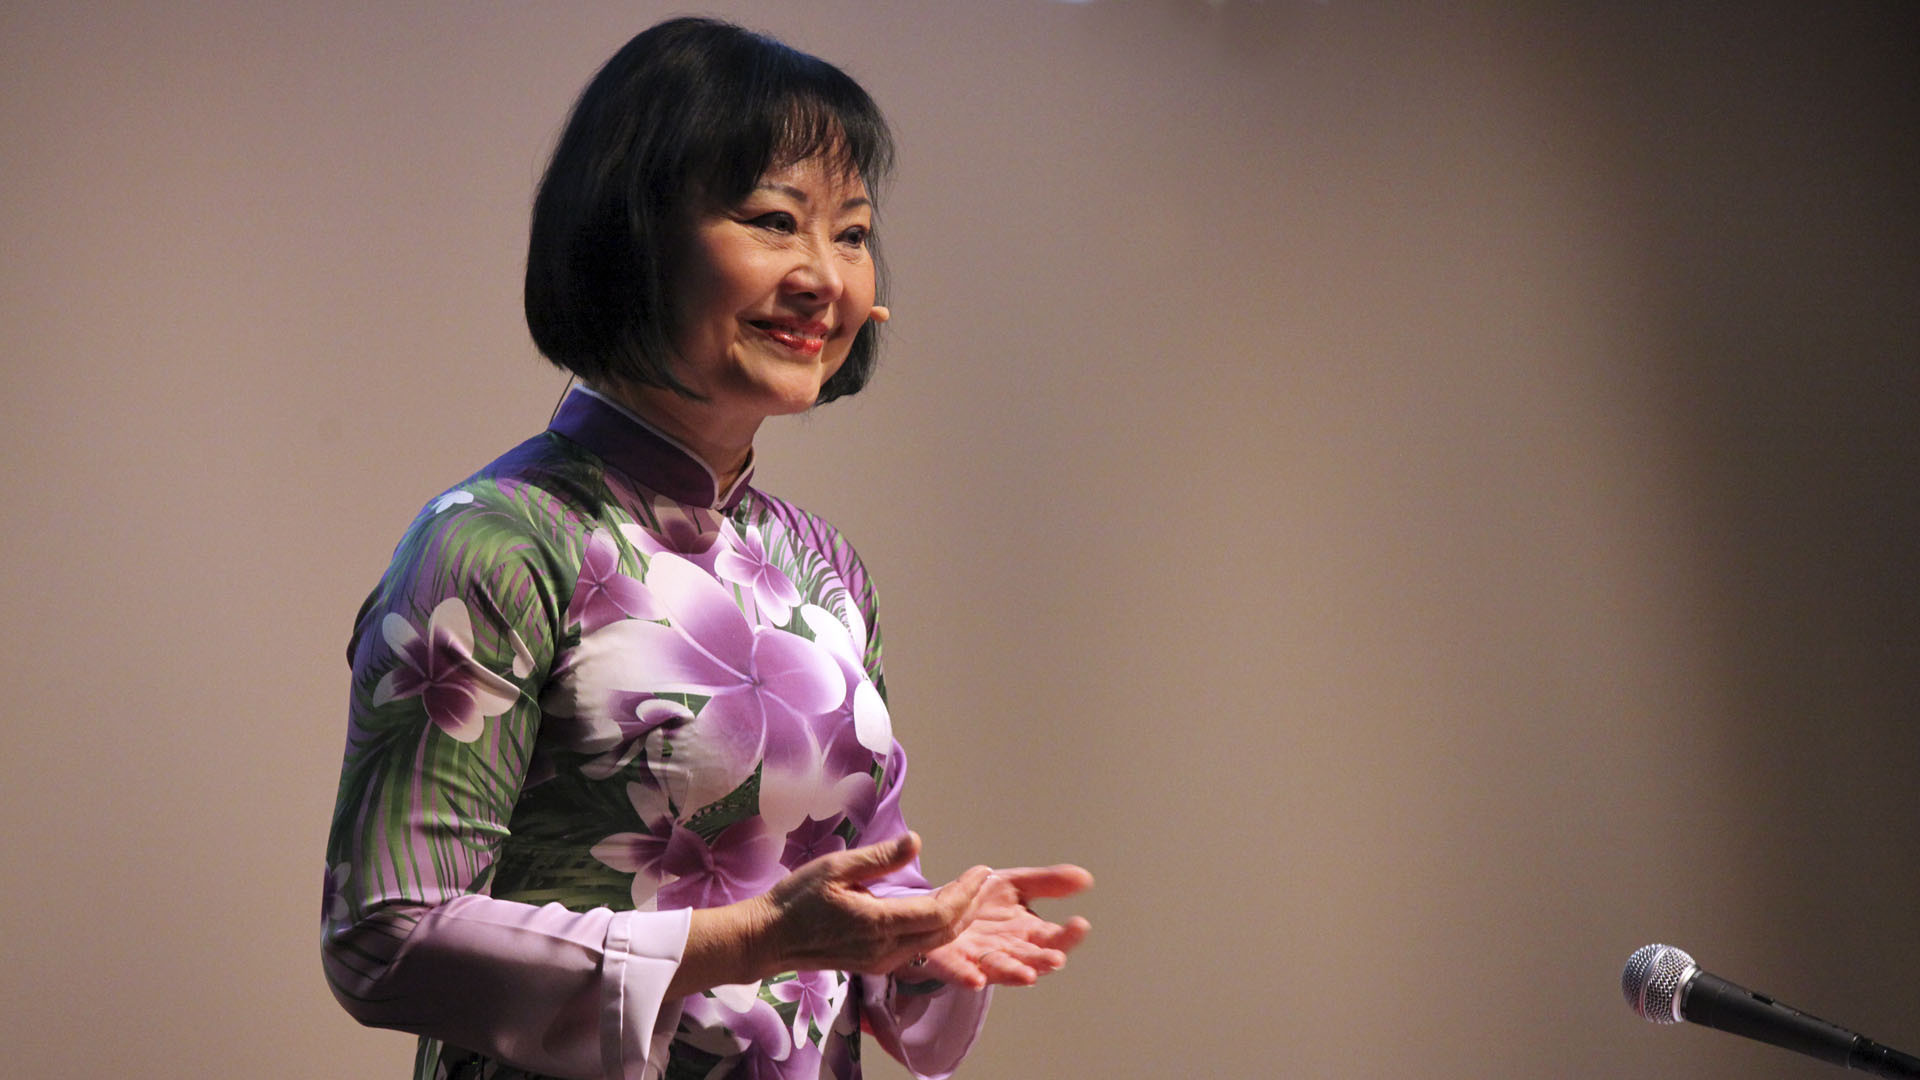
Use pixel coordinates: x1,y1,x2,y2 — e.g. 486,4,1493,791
669,156,879,422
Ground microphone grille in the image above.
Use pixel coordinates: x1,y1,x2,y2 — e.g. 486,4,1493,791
1622,944,1696,1023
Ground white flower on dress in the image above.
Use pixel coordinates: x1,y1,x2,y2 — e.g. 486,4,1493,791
716,519,803,627
371,597,520,743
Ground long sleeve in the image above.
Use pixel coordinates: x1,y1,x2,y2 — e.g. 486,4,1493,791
321,485,689,1080
324,897,688,1080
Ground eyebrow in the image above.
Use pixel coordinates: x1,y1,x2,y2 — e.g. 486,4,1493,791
757,182,871,211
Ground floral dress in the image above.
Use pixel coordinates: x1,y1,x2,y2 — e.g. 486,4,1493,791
322,387,988,1080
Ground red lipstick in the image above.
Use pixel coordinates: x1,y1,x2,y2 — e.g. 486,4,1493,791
751,318,829,356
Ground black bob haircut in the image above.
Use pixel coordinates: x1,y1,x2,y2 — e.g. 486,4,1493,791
525,18,894,404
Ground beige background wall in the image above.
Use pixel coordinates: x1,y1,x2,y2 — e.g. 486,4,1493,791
4,2,1916,1078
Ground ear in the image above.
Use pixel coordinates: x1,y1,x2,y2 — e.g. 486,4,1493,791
867,305,890,324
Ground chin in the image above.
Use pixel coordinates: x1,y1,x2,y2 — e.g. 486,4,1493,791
705,346,846,418
765,393,823,416
720,376,821,419
754,366,842,414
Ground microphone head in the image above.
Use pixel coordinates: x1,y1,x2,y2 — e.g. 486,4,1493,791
1623,944,1697,1024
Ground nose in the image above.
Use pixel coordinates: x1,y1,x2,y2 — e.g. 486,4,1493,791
782,236,844,304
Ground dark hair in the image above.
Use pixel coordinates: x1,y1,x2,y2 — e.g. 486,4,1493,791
524,17,894,404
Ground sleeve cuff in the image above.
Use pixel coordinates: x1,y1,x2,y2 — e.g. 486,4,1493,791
861,972,993,1080
600,907,692,1080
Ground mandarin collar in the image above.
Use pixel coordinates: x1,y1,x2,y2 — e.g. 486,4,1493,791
548,385,755,512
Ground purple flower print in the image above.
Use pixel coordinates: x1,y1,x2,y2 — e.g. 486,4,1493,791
576,695,694,781
321,861,351,940
591,784,785,909
322,861,351,921
736,1042,822,1080
654,817,786,909
573,552,845,812
618,495,725,573
815,742,907,859
716,519,803,627
371,597,519,743
680,990,794,1067
781,815,849,867
588,782,674,907
770,970,848,1049
798,604,892,756
755,605,891,837
757,742,877,839
565,528,662,635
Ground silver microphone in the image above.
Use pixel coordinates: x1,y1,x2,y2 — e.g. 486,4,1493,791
1621,944,1920,1078
1622,942,1700,1024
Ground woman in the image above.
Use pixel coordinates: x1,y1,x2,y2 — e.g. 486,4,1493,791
322,17,1090,1080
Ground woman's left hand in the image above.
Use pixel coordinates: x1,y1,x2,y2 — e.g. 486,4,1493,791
901,864,1093,990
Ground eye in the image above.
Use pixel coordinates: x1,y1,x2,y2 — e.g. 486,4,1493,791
838,225,870,248
748,211,797,233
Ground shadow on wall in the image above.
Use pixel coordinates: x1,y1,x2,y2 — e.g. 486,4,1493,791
1574,0,1920,1027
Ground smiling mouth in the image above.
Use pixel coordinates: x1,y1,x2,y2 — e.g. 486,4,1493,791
750,319,829,356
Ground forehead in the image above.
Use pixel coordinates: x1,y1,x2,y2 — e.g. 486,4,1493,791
754,156,871,206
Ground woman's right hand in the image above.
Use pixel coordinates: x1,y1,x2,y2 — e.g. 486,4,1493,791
755,832,991,975
669,832,990,997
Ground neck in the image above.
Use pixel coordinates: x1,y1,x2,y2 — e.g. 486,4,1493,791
588,379,758,493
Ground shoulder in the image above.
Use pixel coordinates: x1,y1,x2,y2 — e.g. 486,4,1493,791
352,433,614,657
397,438,594,576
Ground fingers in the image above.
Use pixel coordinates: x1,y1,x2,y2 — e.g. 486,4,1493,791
989,863,1094,899
988,934,1068,974
936,864,993,920
978,947,1041,986
826,831,920,884
830,856,1094,991
913,910,1088,990
963,941,1061,988
908,939,1041,991
914,951,985,990
1048,915,1092,952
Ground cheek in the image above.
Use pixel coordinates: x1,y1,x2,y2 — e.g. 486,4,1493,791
845,264,878,315
672,233,763,333
670,274,721,342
